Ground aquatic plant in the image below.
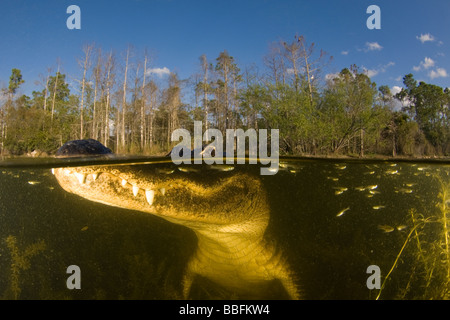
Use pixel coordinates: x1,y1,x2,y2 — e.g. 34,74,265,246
4,235,46,300
376,170,450,300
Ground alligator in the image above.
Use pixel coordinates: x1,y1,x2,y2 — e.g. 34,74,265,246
53,139,300,299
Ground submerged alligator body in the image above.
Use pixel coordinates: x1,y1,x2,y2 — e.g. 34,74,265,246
53,139,300,299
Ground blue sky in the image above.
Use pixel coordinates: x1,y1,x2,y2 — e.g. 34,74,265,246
1,0,449,101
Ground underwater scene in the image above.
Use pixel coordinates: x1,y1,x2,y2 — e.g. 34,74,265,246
0,156,449,300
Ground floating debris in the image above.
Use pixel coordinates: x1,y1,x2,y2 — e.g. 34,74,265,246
336,207,350,217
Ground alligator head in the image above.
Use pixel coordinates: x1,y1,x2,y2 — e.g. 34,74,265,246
53,139,299,299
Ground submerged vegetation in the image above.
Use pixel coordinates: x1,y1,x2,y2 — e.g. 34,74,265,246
2,235,46,299
377,171,450,300
1,35,448,157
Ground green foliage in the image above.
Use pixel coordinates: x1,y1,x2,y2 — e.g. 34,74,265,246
0,42,448,157
8,68,25,95
395,74,450,155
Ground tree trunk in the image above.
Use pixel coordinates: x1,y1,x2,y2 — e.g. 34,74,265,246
51,64,60,124
141,55,147,151
121,47,130,151
79,44,92,139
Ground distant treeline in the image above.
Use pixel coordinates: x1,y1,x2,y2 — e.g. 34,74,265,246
1,35,449,157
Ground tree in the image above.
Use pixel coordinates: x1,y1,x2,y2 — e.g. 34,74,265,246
121,46,131,151
215,50,240,131
140,53,148,150
163,73,181,148
321,66,378,156
8,68,25,97
77,43,93,139
395,74,450,155
199,54,212,137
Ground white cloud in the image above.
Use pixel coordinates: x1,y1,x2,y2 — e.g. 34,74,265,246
391,86,402,96
365,69,379,78
286,68,295,75
413,57,435,71
363,62,395,78
365,42,383,51
325,73,340,81
416,33,435,43
429,68,448,79
146,67,170,77
341,50,349,55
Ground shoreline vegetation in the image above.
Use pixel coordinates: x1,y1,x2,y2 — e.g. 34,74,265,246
1,35,448,159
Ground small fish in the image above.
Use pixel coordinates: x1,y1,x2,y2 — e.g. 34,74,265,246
327,176,339,181
385,169,398,175
81,226,89,231
373,205,386,210
334,187,348,195
28,181,41,185
178,166,200,173
396,188,413,194
156,168,175,175
336,207,350,217
355,186,366,191
335,165,347,170
378,225,395,233
369,190,380,195
396,225,407,231
367,185,378,190
209,164,235,172
364,171,376,175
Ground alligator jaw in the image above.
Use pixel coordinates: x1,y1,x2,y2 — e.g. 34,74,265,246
53,159,299,299
53,165,269,230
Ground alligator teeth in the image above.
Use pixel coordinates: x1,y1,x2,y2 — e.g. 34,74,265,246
132,185,139,197
51,168,55,175
145,189,155,205
121,179,127,186
92,173,98,181
75,172,86,184
159,188,165,196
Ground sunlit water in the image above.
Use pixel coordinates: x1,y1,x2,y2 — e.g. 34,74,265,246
0,156,449,300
